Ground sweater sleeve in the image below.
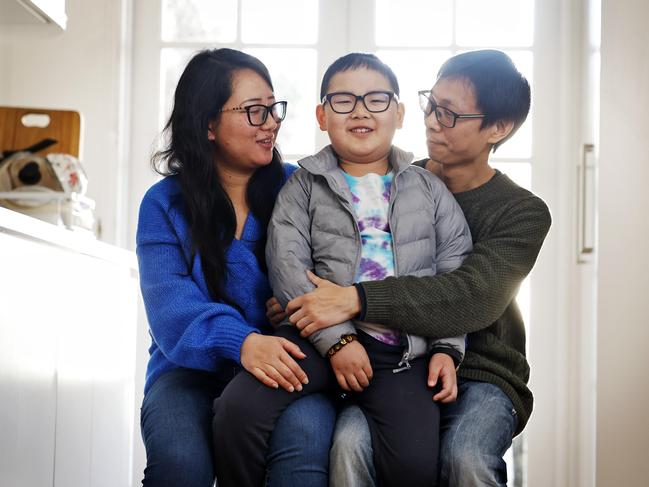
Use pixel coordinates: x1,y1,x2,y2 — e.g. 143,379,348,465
266,172,357,356
136,188,259,370
425,177,472,360
360,196,551,338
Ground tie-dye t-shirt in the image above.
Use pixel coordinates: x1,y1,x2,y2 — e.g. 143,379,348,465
342,170,401,346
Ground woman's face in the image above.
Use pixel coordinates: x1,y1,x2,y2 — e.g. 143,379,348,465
209,69,280,174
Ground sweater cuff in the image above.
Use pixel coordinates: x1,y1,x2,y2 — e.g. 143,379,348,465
216,326,260,364
358,280,393,326
353,283,367,321
430,346,463,368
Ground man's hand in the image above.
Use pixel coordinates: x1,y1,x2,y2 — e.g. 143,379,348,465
329,341,373,392
240,333,309,393
428,353,458,403
265,297,286,328
287,270,361,337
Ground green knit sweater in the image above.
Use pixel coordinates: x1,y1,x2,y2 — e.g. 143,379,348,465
360,168,551,435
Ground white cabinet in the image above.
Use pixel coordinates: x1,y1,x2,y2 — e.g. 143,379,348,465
0,0,67,29
0,207,138,487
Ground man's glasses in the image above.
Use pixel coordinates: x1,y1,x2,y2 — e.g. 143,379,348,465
418,90,485,128
322,91,397,114
220,100,288,126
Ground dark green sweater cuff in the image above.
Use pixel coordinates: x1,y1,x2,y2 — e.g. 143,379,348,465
353,283,367,321
358,280,394,325
430,346,463,368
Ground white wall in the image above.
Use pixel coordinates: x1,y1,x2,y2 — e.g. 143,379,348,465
0,0,129,246
0,39,8,100
596,0,649,484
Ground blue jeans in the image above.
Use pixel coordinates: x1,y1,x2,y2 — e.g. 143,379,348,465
330,379,518,487
140,368,336,487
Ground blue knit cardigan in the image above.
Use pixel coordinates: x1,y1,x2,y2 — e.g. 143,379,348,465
136,165,296,394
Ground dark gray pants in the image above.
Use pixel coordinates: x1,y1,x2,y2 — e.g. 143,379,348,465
212,326,439,487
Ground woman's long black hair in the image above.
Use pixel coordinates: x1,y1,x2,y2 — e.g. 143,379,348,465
152,48,285,303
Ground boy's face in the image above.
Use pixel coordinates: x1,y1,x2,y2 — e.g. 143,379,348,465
425,76,506,168
316,67,404,165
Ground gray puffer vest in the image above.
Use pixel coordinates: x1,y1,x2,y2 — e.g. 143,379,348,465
266,145,472,367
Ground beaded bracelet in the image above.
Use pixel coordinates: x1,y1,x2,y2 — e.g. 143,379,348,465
327,334,358,357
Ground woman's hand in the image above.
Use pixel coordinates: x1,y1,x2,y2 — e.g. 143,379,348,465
265,297,287,328
240,332,309,392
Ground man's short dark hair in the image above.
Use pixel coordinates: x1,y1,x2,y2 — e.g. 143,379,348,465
438,50,531,152
320,53,400,101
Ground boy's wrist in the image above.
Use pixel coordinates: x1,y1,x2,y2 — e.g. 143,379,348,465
430,347,463,368
327,333,358,357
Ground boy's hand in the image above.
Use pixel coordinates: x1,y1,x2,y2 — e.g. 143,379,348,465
288,270,361,337
265,297,287,328
428,353,458,403
329,341,373,392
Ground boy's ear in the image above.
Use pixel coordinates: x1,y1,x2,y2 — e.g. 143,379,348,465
396,102,405,129
207,121,217,141
487,119,514,145
315,104,327,131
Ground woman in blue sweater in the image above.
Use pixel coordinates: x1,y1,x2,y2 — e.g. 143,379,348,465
136,48,336,486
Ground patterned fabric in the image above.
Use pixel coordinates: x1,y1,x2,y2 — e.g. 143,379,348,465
342,170,401,346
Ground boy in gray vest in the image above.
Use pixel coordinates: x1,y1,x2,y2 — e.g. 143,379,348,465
212,53,472,487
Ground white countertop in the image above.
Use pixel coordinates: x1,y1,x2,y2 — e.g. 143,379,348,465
0,206,137,270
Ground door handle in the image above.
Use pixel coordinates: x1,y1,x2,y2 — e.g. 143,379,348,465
577,143,596,263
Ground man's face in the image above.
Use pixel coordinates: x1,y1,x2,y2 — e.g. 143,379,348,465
424,76,496,168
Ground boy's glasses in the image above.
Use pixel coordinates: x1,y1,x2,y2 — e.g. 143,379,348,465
418,90,485,128
322,91,397,114
220,100,288,126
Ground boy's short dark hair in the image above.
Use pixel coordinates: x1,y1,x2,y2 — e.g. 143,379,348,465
438,50,531,152
320,53,400,101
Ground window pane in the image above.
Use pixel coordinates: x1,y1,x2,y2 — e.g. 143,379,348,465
245,48,317,156
161,0,237,43
242,0,318,44
375,0,453,47
377,50,451,158
491,162,531,190
456,0,534,47
159,48,196,128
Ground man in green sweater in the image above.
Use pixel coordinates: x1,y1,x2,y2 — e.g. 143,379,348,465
281,50,551,486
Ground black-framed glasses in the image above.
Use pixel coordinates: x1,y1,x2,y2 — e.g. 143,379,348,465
220,100,288,126
418,90,485,128
322,91,397,114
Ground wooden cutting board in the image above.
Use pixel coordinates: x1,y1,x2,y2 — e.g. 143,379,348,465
0,106,81,157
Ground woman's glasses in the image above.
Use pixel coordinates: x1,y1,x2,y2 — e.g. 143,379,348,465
220,100,288,126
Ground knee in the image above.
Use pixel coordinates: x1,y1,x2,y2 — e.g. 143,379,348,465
282,394,336,454
330,409,372,464
144,443,213,486
386,449,437,487
212,383,261,442
440,440,491,482
442,435,479,467
330,428,368,464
